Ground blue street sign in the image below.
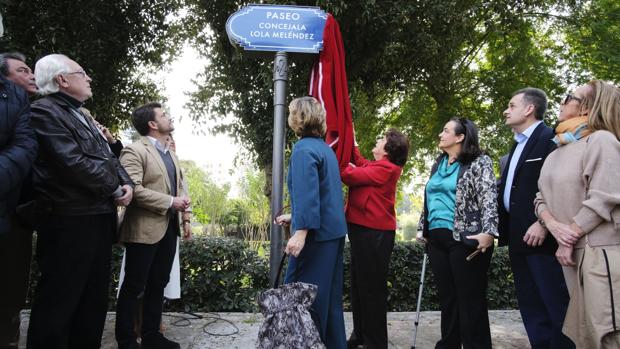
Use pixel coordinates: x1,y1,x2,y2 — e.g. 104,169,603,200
226,4,327,54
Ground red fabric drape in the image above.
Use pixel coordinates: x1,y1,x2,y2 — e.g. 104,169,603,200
309,14,354,169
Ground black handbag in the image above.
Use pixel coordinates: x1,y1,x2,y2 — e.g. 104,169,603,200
256,254,325,349
459,211,482,249
459,230,480,249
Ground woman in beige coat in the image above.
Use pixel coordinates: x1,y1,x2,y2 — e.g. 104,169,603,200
535,80,620,348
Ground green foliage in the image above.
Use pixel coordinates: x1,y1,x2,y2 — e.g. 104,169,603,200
0,0,183,130
486,245,518,308
177,236,270,312
181,0,580,182
2,0,616,177
225,168,270,244
27,237,517,312
181,160,230,229
565,0,620,84
181,161,270,238
399,218,418,242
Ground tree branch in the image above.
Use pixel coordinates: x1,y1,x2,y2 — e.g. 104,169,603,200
521,12,577,24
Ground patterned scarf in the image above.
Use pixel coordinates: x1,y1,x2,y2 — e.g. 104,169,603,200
553,116,592,146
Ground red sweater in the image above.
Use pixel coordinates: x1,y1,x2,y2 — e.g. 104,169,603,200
341,147,402,230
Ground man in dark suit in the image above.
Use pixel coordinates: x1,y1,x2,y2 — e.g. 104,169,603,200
0,54,37,349
498,87,574,348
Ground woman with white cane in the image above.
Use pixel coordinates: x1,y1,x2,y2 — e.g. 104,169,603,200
418,118,498,349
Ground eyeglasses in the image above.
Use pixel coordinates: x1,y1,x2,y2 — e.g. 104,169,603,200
563,94,583,105
64,70,88,78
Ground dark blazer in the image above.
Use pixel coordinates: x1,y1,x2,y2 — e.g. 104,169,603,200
498,122,557,254
0,77,37,234
341,147,402,231
287,137,347,242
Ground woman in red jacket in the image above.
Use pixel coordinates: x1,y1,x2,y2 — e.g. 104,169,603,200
342,128,409,349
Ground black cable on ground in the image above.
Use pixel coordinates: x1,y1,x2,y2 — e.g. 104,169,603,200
163,311,202,327
161,301,239,337
201,313,240,337
162,301,203,327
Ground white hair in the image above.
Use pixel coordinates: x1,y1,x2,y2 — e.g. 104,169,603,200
35,54,71,96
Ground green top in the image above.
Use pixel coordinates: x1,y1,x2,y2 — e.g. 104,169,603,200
426,156,460,231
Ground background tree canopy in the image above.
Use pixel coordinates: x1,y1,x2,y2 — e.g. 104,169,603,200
2,0,619,186
0,0,184,130
181,0,620,184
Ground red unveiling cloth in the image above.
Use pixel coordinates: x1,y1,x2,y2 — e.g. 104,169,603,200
309,14,354,169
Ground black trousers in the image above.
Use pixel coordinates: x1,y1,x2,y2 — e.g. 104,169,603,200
348,223,395,349
27,213,116,349
427,228,493,349
509,251,574,349
115,218,177,347
0,215,32,348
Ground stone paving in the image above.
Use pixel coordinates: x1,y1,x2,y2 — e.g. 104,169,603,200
19,310,530,348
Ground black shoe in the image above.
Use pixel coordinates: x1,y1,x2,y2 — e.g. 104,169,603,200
347,332,364,349
141,332,180,349
117,339,141,349
0,343,18,349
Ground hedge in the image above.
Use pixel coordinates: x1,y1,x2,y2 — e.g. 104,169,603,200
27,236,517,312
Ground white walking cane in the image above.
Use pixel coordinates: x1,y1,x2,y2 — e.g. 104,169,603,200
411,253,428,349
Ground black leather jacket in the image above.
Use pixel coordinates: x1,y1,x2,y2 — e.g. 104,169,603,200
30,93,133,216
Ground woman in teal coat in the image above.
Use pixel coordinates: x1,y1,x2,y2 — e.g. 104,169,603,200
276,96,348,349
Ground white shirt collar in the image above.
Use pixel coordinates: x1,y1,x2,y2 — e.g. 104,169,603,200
514,120,542,143
146,136,169,154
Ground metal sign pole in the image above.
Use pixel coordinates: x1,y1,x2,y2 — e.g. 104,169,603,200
225,4,325,284
269,51,288,285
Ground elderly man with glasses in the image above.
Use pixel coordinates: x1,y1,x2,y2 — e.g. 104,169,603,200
25,54,134,349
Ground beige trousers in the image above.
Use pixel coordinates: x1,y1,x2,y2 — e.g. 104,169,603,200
563,245,620,349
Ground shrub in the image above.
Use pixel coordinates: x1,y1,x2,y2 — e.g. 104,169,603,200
27,236,517,312
176,236,269,312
